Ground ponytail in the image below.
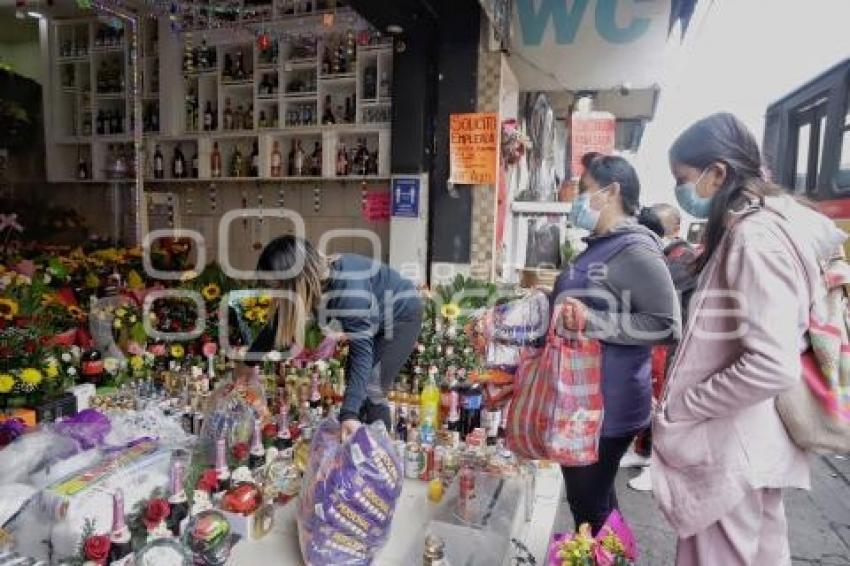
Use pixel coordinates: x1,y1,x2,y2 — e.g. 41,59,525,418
637,207,665,238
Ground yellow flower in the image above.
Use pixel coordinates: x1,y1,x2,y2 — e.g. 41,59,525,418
0,373,14,393
0,297,19,320
244,308,257,322
113,318,123,329
116,308,127,318
257,309,269,324
257,295,271,307
170,344,185,359
129,355,144,371
242,296,257,309
20,368,43,387
180,270,198,282
202,283,222,302
440,303,461,320
45,363,59,379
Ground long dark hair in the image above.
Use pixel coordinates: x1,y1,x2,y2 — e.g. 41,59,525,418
669,113,784,271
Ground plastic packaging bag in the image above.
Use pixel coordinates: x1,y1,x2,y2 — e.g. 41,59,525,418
297,418,403,566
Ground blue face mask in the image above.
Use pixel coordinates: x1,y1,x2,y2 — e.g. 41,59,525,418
674,169,712,219
570,186,610,232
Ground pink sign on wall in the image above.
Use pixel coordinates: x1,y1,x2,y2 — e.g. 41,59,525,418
362,190,391,221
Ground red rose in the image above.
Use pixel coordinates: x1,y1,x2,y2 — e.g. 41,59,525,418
24,340,36,353
232,442,249,462
262,423,278,440
142,498,171,530
83,534,111,564
197,469,218,492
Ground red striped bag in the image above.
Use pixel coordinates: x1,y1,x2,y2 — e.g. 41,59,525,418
506,307,604,466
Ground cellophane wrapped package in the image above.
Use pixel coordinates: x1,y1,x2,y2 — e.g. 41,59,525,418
297,418,403,565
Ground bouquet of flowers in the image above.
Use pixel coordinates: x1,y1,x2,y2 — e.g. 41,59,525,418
548,511,637,566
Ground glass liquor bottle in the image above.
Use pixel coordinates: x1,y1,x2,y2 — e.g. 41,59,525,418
287,139,296,176
224,98,234,130
249,418,266,470
311,142,322,176
322,95,335,124
172,144,186,179
274,402,293,451
204,101,214,131
153,144,164,179
294,140,306,176
214,437,231,495
167,460,188,536
271,141,282,177
108,489,133,563
211,142,222,178
250,141,260,177
230,145,244,177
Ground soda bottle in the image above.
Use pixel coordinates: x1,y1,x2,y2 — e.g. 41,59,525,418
420,369,440,445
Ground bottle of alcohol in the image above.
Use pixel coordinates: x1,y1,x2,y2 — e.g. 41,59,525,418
482,401,501,446
77,157,89,180
82,112,92,136
191,150,199,178
274,402,293,451
395,388,409,442
224,98,234,130
235,50,245,80
420,368,440,445
294,140,306,176
211,142,222,178
459,383,483,440
245,104,254,130
199,39,209,69
109,489,133,563
270,140,282,177
311,142,322,176
258,110,268,129
287,139,296,176
250,141,259,177
260,75,272,96
344,96,355,123
167,460,188,536
336,144,348,176
172,144,186,179
322,95,335,124
214,437,231,495
231,145,244,177
249,418,266,470
153,144,164,179
379,70,391,99
447,385,461,434
309,367,321,415
234,104,244,130
203,101,214,131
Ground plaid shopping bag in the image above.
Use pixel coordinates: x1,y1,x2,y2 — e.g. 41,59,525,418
506,306,604,466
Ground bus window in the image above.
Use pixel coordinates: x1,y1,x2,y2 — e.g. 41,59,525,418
837,88,850,189
791,97,828,194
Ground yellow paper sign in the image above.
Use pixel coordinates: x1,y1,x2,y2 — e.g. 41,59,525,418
449,112,498,185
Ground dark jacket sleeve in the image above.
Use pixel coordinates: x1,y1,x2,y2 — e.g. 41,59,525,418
583,243,682,346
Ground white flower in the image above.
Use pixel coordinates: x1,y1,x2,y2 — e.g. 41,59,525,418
70,345,82,359
464,347,472,354
67,367,77,376
232,466,253,484
129,315,137,323
104,357,119,374
42,273,51,285
61,352,72,363
313,360,328,373
191,365,203,378
416,344,425,353
191,490,212,515
446,346,454,356
119,359,128,371
143,352,155,364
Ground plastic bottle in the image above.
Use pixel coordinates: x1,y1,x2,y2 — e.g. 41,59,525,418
420,368,440,445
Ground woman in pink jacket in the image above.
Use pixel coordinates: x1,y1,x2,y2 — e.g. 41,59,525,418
651,113,846,565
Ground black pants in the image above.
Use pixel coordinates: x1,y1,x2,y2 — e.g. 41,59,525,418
561,434,636,535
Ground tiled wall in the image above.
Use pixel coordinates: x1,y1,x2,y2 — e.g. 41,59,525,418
469,16,502,282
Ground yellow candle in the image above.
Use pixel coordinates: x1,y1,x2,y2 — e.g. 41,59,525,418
427,478,443,503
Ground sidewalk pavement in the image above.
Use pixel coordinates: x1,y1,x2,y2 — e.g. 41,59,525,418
551,454,850,565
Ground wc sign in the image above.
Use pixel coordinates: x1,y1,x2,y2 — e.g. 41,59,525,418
511,0,672,89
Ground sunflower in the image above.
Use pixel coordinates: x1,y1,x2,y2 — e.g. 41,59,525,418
242,296,258,309
0,297,19,321
20,368,43,388
170,344,185,359
440,303,461,320
67,305,86,321
0,373,14,393
244,308,258,322
257,295,272,307
202,283,222,302
256,309,269,324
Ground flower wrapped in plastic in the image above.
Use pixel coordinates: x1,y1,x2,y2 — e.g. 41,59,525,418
297,418,403,566
547,510,637,566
